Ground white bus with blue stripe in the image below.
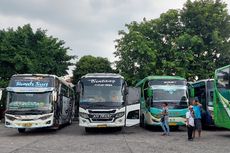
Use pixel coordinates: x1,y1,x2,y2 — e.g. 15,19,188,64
5,74,75,133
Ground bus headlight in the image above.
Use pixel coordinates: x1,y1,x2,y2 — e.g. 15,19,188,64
79,112,89,119
116,112,125,118
39,114,52,120
5,115,17,121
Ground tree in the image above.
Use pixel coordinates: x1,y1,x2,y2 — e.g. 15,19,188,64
72,55,114,84
0,24,74,87
115,0,230,85
180,0,230,80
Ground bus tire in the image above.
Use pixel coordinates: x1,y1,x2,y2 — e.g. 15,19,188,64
116,127,122,131
140,115,145,128
68,117,73,125
171,125,179,130
18,128,26,133
85,127,91,133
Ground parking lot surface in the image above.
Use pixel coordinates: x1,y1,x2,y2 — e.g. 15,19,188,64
0,122,229,153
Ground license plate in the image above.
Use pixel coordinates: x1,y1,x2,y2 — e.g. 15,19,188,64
97,124,107,128
22,123,33,127
93,114,111,119
169,122,177,126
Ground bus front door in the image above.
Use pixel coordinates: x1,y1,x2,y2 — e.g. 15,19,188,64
125,87,140,127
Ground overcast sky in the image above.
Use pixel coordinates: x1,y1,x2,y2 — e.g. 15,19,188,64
1,0,230,75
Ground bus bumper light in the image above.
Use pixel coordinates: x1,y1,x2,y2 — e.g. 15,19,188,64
6,121,11,125
46,120,51,124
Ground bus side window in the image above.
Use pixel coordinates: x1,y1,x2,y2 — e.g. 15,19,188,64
143,81,149,100
61,84,69,97
69,89,74,99
76,81,83,96
143,81,150,107
55,78,59,89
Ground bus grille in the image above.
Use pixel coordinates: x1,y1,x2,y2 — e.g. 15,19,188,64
88,110,116,122
91,118,113,122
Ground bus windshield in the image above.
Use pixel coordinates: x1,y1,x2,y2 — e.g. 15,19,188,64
8,92,52,111
81,86,123,103
216,67,230,101
151,85,188,109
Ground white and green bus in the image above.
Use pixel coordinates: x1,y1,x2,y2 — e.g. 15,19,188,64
5,74,75,133
137,76,189,128
77,73,140,132
214,65,230,129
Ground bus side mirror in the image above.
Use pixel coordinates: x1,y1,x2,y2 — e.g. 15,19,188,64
147,88,153,97
52,91,57,102
0,90,2,101
125,88,129,95
76,81,82,93
190,88,194,97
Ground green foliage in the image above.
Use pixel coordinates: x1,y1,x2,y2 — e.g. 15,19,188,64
72,55,114,84
0,24,74,87
115,0,230,85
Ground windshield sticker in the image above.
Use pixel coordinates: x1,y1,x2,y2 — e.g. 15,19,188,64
150,80,186,86
9,77,53,88
83,78,121,86
15,81,48,87
9,101,49,109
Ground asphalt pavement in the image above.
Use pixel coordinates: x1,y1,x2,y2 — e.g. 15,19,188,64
0,122,229,153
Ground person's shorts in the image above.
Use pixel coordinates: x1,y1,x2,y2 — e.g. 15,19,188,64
194,119,202,131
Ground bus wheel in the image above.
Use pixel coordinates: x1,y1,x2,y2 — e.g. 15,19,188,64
140,115,145,128
116,127,122,131
18,128,26,133
68,117,73,125
171,126,179,131
85,127,92,133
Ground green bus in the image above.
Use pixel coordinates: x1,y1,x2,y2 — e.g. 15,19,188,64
191,79,214,127
214,65,230,129
136,76,188,128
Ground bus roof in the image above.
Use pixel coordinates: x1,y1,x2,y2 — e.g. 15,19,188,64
136,76,186,87
12,74,58,78
215,64,230,72
81,73,124,79
192,79,214,84
191,79,214,88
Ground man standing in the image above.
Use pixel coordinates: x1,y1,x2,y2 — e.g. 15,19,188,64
193,99,202,138
186,105,195,141
160,102,170,136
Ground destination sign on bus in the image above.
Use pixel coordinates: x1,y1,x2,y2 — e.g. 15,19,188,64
150,80,186,86
82,78,122,87
9,77,53,88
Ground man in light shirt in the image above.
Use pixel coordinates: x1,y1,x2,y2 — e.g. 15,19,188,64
186,105,195,141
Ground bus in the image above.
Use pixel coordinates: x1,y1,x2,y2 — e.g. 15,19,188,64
214,65,230,129
5,74,75,133
136,76,189,128
0,88,6,120
191,79,214,127
77,73,140,132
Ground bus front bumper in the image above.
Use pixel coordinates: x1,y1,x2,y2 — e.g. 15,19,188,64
5,113,54,129
79,116,125,128
145,112,186,126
